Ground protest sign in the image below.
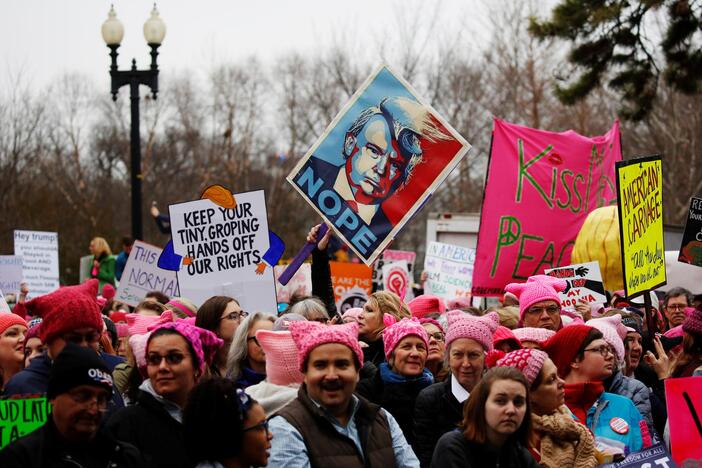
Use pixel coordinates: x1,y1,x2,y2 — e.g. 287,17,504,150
273,263,312,303
330,262,372,313
0,256,23,296
287,64,470,265
678,196,702,267
665,377,702,465
115,241,180,307
373,249,416,300
382,260,410,301
598,444,677,468
0,291,10,313
424,241,475,299
168,190,277,312
615,156,666,297
544,261,607,309
79,255,93,284
472,119,621,296
13,230,60,297
0,396,51,449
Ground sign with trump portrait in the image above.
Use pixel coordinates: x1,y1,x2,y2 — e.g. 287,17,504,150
287,65,471,265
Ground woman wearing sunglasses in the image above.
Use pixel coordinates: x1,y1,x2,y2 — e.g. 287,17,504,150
226,312,275,388
107,321,223,468
185,377,272,467
196,295,248,376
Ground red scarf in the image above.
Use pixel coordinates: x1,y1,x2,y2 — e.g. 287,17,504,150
563,381,604,424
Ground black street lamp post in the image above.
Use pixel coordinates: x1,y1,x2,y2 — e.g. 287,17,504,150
101,5,166,241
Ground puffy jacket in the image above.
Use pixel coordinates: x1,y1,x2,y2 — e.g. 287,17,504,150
582,392,644,456
605,369,653,427
413,379,464,467
431,430,539,468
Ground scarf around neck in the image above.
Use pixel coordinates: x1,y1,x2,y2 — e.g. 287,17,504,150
379,362,434,388
563,381,603,423
531,405,597,468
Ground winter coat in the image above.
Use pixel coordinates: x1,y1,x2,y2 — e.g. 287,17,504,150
92,253,116,293
605,369,653,427
431,430,539,468
311,247,338,319
413,378,464,467
355,364,432,447
583,392,645,456
106,389,191,468
0,418,146,468
634,363,667,436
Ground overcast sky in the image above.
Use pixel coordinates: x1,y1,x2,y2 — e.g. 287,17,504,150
0,0,499,92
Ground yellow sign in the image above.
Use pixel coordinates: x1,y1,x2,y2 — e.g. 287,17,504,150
615,156,666,296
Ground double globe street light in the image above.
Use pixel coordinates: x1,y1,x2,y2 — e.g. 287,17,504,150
101,5,166,241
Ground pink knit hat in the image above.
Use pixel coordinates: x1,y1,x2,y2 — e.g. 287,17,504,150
342,307,363,323
0,313,28,335
407,295,446,318
664,325,684,339
126,310,173,335
256,329,304,386
493,326,522,350
382,317,429,361
116,323,129,338
447,297,472,311
445,310,500,351
129,332,151,375
586,315,626,362
147,321,223,373
487,348,548,386
505,275,567,320
289,321,364,372
512,327,555,346
683,307,702,336
101,284,116,300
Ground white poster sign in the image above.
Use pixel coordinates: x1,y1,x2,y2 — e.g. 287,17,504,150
79,255,93,284
424,241,474,299
0,256,23,296
13,230,59,297
273,263,312,303
115,241,180,307
169,190,277,313
382,260,410,301
0,290,11,313
544,261,607,309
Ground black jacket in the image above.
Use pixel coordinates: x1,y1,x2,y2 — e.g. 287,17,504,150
0,419,146,468
431,430,539,468
355,366,430,447
311,248,338,319
106,390,190,468
413,379,464,467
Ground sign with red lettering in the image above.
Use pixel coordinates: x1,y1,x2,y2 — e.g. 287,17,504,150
472,118,621,296
665,376,702,465
544,261,607,308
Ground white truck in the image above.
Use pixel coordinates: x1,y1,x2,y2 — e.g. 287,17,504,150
425,212,481,249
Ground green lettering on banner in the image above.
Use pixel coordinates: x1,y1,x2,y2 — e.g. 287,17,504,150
515,139,553,207
0,397,51,449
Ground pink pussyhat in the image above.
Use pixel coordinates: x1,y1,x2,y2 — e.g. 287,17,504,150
445,310,500,351
512,327,555,346
407,295,446,318
586,315,627,363
126,310,173,335
256,329,304,386
289,321,364,372
382,317,429,361
505,275,567,321
129,332,151,376
493,326,522,350
342,307,363,323
486,348,549,386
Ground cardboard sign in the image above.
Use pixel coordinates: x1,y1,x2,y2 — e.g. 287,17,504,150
382,260,410,301
287,65,470,265
424,241,475,299
678,196,702,267
615,156,666,297
665,376,702,465
273,263,312,303
472,119,621,296
0,397,51,449
373,249,416,300
168,190,277,313
0,256,23,296
115,241,180,307
330,262,372,313
79,255,93,284
598,444,677,467
13,230,60,297
544,261,607,308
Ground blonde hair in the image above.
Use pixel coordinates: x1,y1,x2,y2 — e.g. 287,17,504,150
492,306,520,329
91,237,112,257
370,291,411,321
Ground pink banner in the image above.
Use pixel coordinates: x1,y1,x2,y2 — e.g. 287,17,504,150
472,118,621,296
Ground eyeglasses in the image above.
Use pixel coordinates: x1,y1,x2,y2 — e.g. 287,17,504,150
146,352,186,366
62,331,101,345
526,305,561,316
584,345,613,357
220,310,249,322
243,419,270,433
666,304,687,311
67,389,110,412
247,336,260,347
428,332,445,342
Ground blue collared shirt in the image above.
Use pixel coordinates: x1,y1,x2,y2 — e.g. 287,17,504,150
267,395,419,468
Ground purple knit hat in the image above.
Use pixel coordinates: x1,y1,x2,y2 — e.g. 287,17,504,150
512,327,556,346
487,348,549,386
505,275,567,320
683,307,702,336
445,310,500,351
382,317,429,361
288,321,364,372
147,321,224,373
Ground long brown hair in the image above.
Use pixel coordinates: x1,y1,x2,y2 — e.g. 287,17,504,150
670,332,702,377
461,367,532,446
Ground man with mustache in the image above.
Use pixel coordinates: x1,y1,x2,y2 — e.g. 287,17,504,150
266,320,419,467
0,343,145,466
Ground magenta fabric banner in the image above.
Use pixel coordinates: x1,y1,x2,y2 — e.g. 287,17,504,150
472,118,622,296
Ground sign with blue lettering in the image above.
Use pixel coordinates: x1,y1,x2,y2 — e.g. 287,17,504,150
115,240,180,307
287,65,471,264
598,443,677,467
